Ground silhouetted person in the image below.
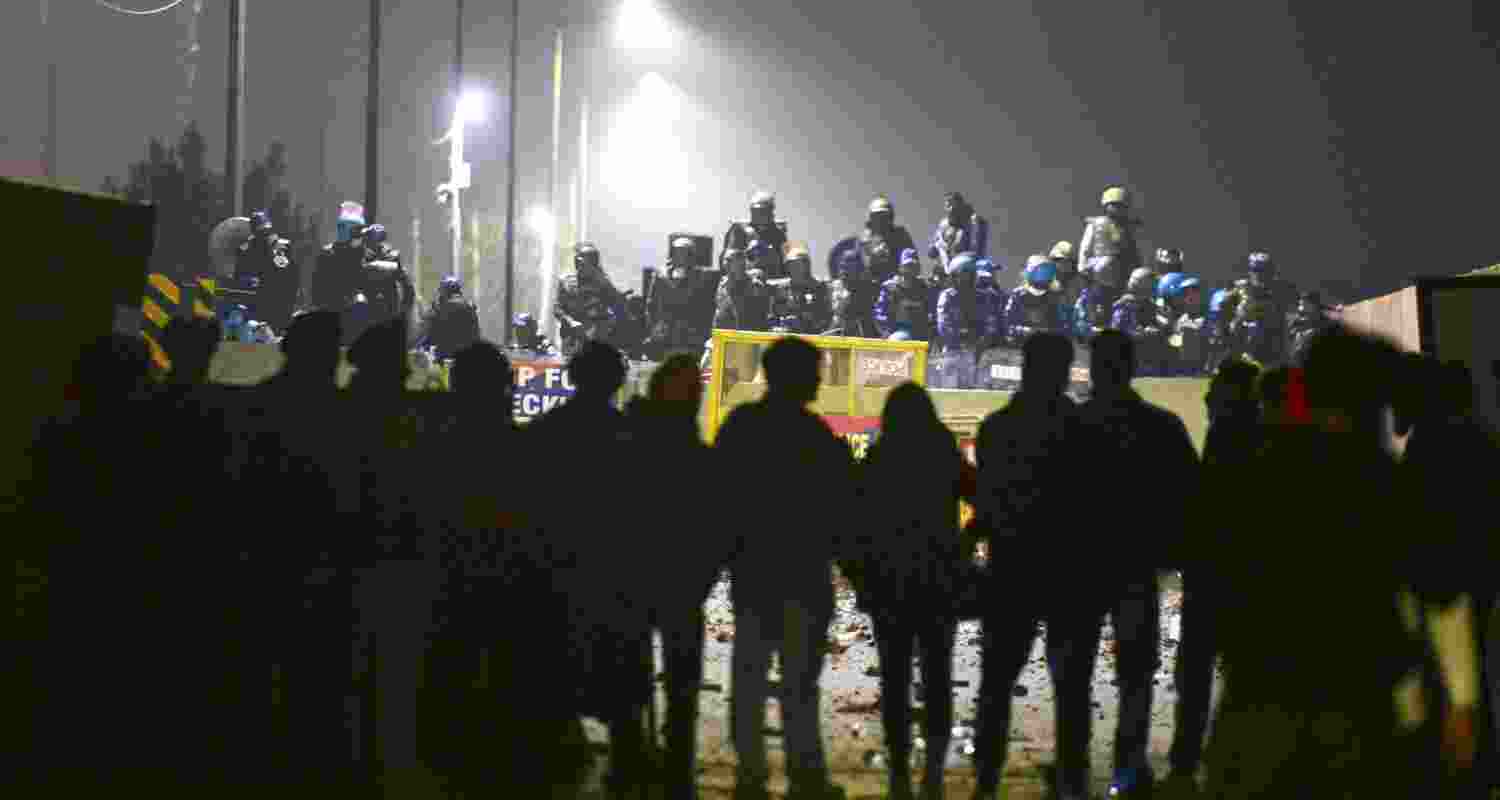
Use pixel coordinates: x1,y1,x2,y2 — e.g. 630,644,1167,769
1203,325,1427,800
1257,364,1291,426
1403,359,1500,793
242,310,364,792
529,340,654,797
160,315,221,388
420,339,529,793
346,316,409,397
969,332,1095,800
714,336,853,800
629,354,725,800
1164,356,1261,794
1079,329,1199,797
344,317,446,794
262,309,343,394
850,382,972,800
30,334,162,792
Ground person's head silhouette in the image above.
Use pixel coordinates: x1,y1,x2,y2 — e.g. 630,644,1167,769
1206,358,1260,423
1301,323,1400,434
647,353,703,418
451,340,513,418
762,336,821,406
71,333,151,407
1020,331,1074,397
347,317,409,391
1089,330,1135,393
881,381,942,438
567,340,627,402
280,310,342,385
162,316,221,385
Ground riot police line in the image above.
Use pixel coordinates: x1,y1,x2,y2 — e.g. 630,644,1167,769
210,187,1341,382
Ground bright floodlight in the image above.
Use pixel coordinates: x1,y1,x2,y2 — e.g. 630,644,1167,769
618,0,672,50
527,206,555,238
456,89,487,125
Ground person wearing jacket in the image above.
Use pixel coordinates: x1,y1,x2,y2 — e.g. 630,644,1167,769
848,383,974,800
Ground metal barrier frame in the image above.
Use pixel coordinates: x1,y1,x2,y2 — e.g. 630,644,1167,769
702,328,931,442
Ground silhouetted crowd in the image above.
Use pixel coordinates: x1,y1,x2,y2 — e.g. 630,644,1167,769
16,310,1500,800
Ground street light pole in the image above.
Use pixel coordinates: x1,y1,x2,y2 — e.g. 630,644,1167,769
226,0,245,217
503,0,519,344
365,0,381,225
41,0,57,185
543,25,563,339
452,0,467,304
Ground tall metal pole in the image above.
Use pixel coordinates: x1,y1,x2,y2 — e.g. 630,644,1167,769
543,25,563,340
41,0,56,185
452,0,466,298
503,0,519,344
226,0,245,217
579,95,589,240
365,0,381,224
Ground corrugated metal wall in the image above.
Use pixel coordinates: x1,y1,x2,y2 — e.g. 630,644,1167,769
1336,285,1421,352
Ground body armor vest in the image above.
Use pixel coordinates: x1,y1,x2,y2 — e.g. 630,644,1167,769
1012,288,1060,330
885,280,932,338
1082,216,1141,288
770,279,831,334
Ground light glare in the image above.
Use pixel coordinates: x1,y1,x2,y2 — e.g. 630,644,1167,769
618,0,672,50
457,89,487,124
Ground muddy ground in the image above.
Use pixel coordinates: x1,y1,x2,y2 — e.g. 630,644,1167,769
570,570,1226,798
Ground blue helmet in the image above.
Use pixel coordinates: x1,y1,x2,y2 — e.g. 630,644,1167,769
363,223,388,245
439,274,463,298
1207,288,1232,322
513,312,536,328
1156,272,1186,301
1247,251,1273,273
947,252,979,276
1178,276,1202,294
1025,259,1058,288
250,210,272,232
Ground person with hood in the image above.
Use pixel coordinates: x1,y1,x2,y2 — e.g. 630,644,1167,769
875,248,935,341
848,382,973,800
928,191,990,274
829,194,919,286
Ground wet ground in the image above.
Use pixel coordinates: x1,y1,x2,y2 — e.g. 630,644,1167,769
574,570,1225,798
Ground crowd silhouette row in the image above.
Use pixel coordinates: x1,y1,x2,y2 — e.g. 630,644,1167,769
15,309,1500,800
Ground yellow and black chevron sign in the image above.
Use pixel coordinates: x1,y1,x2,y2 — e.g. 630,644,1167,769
141,272,179,371
139,273,222,372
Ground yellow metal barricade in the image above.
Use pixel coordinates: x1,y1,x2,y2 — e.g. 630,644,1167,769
702,329,930,444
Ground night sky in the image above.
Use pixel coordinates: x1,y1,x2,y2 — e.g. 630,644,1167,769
3,0,1495,310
